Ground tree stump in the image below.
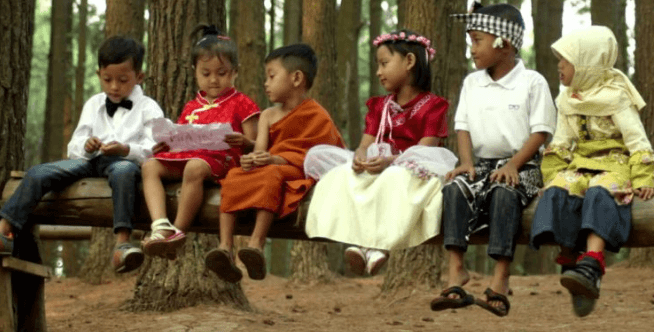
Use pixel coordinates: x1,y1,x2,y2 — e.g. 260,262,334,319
125,233,250,312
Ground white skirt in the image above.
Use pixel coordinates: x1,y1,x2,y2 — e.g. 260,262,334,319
304,144,457,250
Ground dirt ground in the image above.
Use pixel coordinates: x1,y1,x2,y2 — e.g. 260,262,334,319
45,263,654,332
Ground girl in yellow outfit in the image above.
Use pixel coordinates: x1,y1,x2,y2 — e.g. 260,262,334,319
530,26,654,317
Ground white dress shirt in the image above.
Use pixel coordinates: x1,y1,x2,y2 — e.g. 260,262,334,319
454,60,556,159
67,85,164,164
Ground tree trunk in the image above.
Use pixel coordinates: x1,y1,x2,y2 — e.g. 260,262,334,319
532,0,563,99
289,0,339,283
269,0,275,54
229,0,238,38
397,0,406,29
1,1,37,330
283,0,302,44
126,0,249,311
369,0,382,97
73,0,88,129
591,0,628,73
628,0,654,267
41,0,73,162
105,0,145,39
78,0,147,285
337,0,362,146
382,0,466,293
235,0,267,108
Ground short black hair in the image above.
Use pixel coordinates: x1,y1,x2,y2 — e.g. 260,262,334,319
377,29,431,92
190,24,238,69
265,44,318,89
97,35,145,72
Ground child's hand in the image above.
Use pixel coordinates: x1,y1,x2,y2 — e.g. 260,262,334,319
490,162,519,186
151,142,170,154
240,153,254,171
446,163,476,181
352,149,367,173
84,137,102,153
252,151,273,166
635,187,654,200
224,133,250,148
364,156,393,174
100,141,130,157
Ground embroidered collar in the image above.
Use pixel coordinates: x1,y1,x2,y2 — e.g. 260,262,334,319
196,87,237,105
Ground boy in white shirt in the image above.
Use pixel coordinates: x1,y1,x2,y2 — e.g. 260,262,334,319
429,3,556,317
0,36,164,273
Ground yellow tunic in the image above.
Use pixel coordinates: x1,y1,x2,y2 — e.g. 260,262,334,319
542,107,654,205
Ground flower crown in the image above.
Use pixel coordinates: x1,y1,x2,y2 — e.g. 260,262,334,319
373,32,436,61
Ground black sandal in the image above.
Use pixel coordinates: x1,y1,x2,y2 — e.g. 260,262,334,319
475,288,511,317
430,286,475,311
205,248,243,283
238,247,267,280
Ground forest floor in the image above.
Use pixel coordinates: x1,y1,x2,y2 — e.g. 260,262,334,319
45,262,654,332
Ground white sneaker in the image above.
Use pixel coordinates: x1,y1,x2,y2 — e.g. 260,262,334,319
344,246,366,276
365,249,389,276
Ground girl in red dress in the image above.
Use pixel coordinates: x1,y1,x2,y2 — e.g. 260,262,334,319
141,25,259,258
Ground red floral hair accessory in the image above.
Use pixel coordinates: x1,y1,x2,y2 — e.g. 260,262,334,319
373,32,436,61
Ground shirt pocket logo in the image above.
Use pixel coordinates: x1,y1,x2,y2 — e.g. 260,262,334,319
508,104,520,111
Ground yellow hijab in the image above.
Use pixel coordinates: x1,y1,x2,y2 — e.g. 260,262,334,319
552,25,645,116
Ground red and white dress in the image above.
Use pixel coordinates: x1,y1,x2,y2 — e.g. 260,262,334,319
304,92,458,250
153,88,259,182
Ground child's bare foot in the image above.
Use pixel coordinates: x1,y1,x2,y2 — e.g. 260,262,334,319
445,263,470,300
431,267,473,311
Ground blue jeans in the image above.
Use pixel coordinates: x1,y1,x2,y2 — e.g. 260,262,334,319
442,183,522,260
0,156,141,234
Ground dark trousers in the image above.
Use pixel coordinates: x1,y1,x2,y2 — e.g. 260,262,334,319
0,156,141,234
530,186,630,252
442,183,522,260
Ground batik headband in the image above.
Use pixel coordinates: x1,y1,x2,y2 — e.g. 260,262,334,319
451,12,524,50
373,32,436,61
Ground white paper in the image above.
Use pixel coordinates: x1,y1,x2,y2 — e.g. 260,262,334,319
152,118,235,152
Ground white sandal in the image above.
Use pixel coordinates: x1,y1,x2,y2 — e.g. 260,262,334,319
142,219,186,259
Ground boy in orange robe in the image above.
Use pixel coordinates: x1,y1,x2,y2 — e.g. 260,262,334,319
205,44,345,282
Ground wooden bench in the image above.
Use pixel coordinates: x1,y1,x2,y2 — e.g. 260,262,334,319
3,170,654,331
3,171,654,246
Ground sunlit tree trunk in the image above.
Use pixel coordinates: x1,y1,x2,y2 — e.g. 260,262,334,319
397,0,406,29
532,0,563,98
382,0,467,293
235,0,266,107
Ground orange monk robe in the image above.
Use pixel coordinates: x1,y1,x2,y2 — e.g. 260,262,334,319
220,99,345,217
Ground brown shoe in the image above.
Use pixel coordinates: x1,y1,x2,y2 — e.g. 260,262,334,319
237,247,266,280
205,248,243,283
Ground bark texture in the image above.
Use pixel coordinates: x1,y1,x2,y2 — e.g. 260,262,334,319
0,1,37,330
591,0,628,73
283,0,302,44
532,0,563,98
368,0,382,97
336,0,363,146
126,0,249,311
289,0,339,283
381,0,466,293
235,0,267,108
628,0,654,267
41,0,73,162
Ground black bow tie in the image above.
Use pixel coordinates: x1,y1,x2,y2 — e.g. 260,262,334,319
106,98,133,117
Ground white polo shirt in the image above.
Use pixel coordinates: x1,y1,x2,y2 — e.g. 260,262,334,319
454,60,556,159
67,85,165,164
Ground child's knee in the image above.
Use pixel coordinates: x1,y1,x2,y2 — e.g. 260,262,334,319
110,161,140,180
183,159,211,181
141,158,162,175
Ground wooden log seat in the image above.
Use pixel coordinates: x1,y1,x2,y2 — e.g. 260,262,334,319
3,171,654,246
